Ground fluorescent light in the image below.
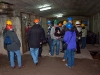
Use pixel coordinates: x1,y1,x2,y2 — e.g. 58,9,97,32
40,6,51,11
39,4,50,8
56,14,63,18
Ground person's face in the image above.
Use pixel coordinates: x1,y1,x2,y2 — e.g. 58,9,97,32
48,24,51,27
68,20,72,24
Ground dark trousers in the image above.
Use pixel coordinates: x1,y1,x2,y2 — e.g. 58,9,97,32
61,41,66,52
7,51,10,61
47,37,52,53
81,37,86,49
38,44,43,57
76,40,81,53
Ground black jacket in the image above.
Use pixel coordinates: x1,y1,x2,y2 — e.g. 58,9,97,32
3,28,7,50
27,24,44,48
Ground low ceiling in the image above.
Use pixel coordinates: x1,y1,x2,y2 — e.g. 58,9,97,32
1,0,100,18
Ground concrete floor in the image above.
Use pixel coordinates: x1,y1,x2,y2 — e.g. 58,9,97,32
25,44,100,59
0,44,100,75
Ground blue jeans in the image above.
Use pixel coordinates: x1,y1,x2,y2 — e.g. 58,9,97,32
8,51,17,61
30,48,39,64
51,39,60,55
63,50,67,60
67,49,74,67
9,50,21,67
81,37,86,49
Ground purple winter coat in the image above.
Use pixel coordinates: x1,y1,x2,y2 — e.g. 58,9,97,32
63,30,76,50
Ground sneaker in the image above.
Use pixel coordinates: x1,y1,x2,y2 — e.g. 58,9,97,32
49,52,51,55
62,59,66,62
65,64,71,68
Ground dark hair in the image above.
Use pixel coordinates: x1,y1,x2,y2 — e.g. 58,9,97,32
82,27,85,29
28,24,31,26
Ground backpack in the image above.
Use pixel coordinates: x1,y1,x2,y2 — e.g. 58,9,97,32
54,27,61,37
4,36,12,44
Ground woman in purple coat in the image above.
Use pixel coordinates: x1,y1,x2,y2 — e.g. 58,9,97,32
63,23,76,68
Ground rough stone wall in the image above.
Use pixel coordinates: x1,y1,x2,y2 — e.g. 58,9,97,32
0,17,8,55
41,17,48,37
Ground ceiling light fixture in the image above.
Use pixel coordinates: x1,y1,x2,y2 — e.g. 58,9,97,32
40,6,51,11
56,14,63,18
39,4,50,8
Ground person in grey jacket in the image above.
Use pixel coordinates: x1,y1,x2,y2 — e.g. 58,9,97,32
50,20,61,55
4,25,23,69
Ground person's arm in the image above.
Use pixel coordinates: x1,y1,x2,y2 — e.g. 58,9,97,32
42,28,46,40
50,27,57,39
40,28,44,44
63,31,69,44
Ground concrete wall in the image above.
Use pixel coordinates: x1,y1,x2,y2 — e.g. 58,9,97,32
89,13,100,43
41,17,48,36
0,16,8,55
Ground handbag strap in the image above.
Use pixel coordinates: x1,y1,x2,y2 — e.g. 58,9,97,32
67,32,73,44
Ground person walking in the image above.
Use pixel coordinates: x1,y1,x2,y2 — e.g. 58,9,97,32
4,25,23,69
63,23,76,68
27,19,44,65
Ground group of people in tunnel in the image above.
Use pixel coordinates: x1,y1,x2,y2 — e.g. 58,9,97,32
3,17,87,69
46,17,87,68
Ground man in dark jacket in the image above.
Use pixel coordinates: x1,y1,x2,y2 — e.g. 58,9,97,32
27,19,44,65
4,25,23,69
